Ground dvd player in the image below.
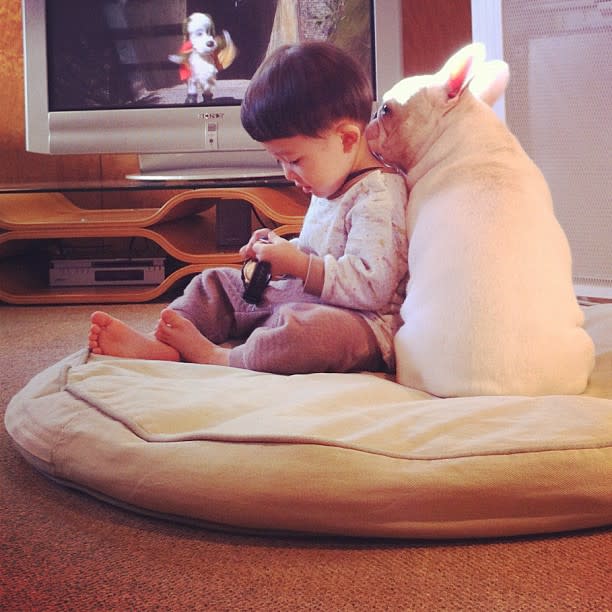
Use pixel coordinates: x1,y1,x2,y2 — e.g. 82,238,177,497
49,258,165,287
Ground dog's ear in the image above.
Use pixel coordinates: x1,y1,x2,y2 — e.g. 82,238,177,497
216,30,237,69
441,42,486,99
469,59,509,107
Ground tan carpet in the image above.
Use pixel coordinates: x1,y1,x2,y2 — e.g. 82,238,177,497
1,302,610,611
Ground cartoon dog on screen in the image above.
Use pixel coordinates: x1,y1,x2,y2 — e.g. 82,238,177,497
169,12,237,104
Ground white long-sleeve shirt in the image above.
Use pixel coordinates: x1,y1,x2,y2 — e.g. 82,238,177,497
295,169,409,368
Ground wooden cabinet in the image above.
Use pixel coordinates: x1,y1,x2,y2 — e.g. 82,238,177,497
0,182,307,304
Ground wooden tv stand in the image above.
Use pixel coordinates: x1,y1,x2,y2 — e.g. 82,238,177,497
0,180,307,305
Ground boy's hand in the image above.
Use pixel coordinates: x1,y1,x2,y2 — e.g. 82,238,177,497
247,230,309,279
239,228,271,261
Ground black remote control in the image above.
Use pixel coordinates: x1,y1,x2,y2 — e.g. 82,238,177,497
241,259,272,304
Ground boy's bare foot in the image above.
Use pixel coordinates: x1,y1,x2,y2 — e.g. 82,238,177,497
155,309,230,366
89,311,180,361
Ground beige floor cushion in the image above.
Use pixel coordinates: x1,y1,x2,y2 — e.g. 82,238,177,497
5,304,612,539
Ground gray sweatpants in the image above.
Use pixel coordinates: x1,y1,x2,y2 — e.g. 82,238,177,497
168,268,384,374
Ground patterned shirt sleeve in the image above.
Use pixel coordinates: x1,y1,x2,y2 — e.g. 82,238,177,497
298,170,409,315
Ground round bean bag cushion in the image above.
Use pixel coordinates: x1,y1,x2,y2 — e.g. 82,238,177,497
4,303,612,539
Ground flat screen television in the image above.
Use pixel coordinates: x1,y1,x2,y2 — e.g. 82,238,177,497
22,0,404,181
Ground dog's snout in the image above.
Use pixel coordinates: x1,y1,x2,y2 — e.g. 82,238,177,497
206,40,215,48
364,119,380,141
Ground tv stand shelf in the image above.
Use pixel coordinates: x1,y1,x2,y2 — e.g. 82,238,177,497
0,183,307,304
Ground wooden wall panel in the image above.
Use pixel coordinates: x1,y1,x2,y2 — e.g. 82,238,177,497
402,0,472,76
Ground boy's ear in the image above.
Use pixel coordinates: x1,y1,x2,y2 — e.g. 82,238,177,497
337,122,361,152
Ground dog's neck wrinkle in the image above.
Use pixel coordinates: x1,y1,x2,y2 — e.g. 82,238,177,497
398,89,455,185
404,95,491,186
403,118,456,186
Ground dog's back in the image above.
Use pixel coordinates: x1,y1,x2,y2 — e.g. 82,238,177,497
367,44,594,396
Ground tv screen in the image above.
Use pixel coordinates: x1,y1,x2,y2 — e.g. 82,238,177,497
23,0,403,180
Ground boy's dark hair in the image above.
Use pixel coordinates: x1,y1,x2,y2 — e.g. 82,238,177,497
241,41,373,142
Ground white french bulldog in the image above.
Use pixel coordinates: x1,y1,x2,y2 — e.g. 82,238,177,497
366,43,594,397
